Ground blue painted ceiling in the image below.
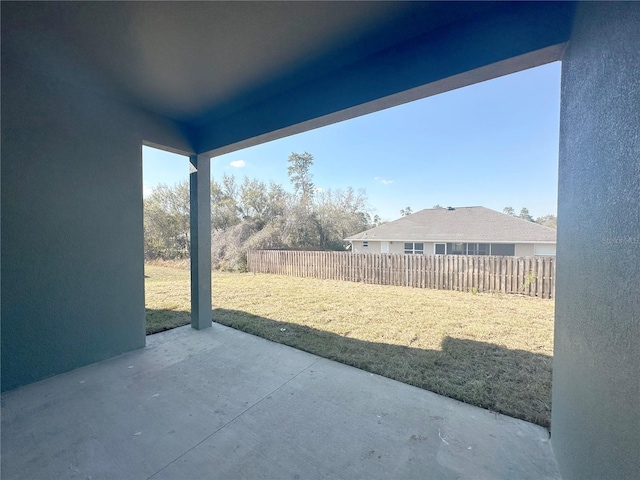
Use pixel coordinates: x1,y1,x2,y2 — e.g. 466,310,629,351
2,1,576,152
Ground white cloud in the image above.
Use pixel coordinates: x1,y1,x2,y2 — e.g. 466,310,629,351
230,160,246,168
143,185,153,198
374,176,394,185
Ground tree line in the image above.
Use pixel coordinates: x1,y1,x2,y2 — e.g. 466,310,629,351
502,206,557,229
399,205,557,228
144,151,557,270
144,152,374,270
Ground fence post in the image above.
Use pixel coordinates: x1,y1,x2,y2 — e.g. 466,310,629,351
551,257,555,299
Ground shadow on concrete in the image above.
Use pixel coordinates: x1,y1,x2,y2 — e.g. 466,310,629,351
211,307,553,428
146,306,552,427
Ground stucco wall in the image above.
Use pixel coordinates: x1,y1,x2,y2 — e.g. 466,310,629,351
552,3,640,479
352,241,439,254
534,244,556,256
352,241,555,257
351,241,378,254
387,242,402,254
1,65,194,391
388,241,434,254
514,243,535,257
352,241,552,256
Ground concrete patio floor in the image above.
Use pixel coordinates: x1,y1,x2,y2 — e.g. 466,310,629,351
1,323,560,479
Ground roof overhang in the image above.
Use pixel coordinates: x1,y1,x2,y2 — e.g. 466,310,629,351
2,1,576,155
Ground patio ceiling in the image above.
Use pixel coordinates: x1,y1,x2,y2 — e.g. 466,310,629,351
2,1,575,153
2,2,490,121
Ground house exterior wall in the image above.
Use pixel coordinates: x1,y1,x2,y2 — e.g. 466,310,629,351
386,242,402,254
351,241,554,256
534,244,556,256
1,64,194,391
514,243,535,257
389,242,435,254
351,241,379,254
553,3,640,479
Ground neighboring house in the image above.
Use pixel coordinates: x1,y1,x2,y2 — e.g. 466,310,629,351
346,206,556,256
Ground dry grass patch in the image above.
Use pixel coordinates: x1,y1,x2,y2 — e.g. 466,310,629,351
145,264,554,427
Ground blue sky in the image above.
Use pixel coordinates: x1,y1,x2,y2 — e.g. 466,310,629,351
144,62,561,220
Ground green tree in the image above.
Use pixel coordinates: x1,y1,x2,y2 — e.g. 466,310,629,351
287,152,315,202
535,214,557,229
284,152,319,247
314,187,370,250
143,181,190,259
238,177,269,226
211,175,241,230
503,206,516,216
519,207,534,222
263,182,288,226
371,214,386,227
143,151,378,267
400,207,413,217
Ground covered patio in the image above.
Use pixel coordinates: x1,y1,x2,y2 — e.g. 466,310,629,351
2,324,558,479
2,2,638,479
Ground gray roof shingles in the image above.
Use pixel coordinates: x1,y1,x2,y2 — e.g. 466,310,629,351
346,206,556,243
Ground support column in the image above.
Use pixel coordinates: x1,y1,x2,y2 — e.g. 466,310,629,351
552,3,639,479
189,154,212,330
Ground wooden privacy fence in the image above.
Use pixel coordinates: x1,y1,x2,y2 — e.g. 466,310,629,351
247,250,556,299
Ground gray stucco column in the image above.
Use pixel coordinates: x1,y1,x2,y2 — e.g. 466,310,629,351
189,154,212,330
552,3,639,480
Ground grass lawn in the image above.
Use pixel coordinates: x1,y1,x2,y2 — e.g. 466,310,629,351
145,264,555,428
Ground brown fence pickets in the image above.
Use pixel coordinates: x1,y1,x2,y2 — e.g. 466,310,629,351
247,251,555,299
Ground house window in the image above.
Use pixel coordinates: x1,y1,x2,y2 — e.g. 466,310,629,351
446,243,492,255
467,243,490,255
362,241,368,248
490,243,515,256
435,243,446,255
447,243,465,255
404,242,424,254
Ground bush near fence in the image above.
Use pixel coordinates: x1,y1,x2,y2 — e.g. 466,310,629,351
247,250,555,299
